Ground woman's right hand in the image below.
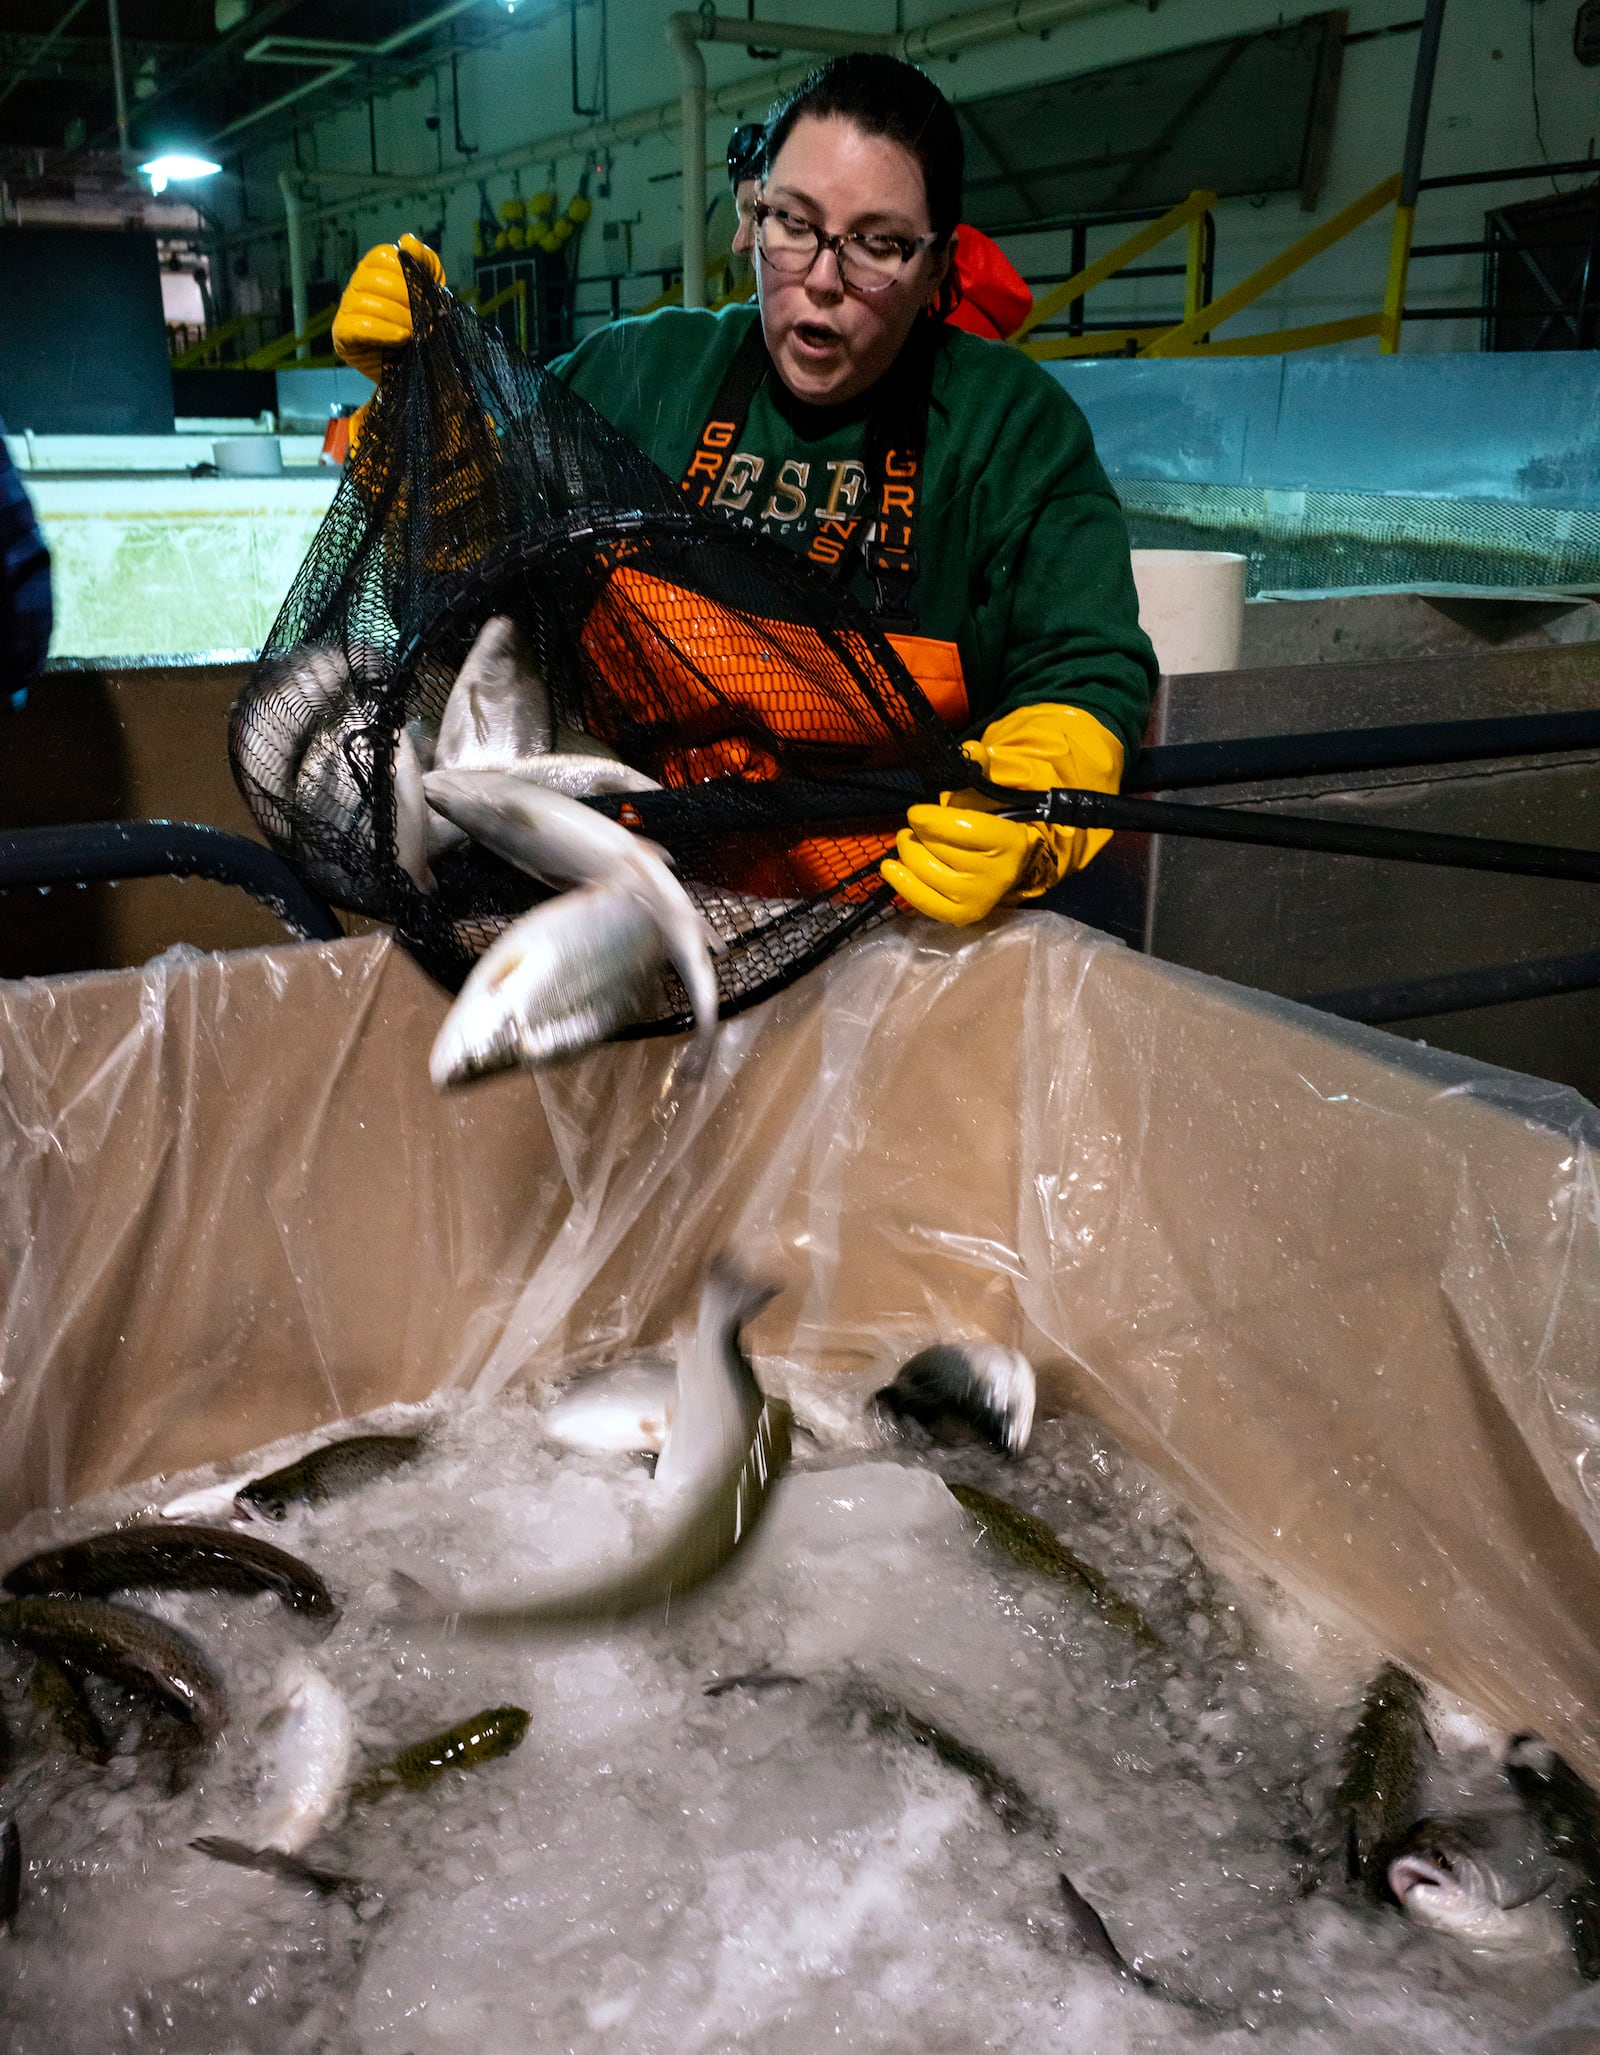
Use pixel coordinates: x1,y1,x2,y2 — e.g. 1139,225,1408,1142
332,233,446,382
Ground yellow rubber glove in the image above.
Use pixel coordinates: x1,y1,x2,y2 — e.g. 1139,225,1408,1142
332,233,446,383
881,703,1125,927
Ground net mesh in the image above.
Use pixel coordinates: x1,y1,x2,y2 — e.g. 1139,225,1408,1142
230,257,969,1029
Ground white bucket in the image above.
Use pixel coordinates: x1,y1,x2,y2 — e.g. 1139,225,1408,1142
213,436,284,477
1130,548,1247,675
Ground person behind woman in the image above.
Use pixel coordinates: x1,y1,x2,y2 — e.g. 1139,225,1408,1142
333,55,1156,926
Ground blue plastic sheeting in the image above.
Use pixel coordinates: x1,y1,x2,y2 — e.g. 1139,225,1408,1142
1052,353,1600,509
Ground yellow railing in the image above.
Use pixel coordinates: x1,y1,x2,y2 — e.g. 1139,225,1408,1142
1141,173,1401,358
170,309,258,369
243,304,337,372
1014,171,1407,362
1013,190,1216,361
463,277,529,350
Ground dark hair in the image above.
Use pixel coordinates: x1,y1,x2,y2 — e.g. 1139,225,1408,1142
727,122,767,190
762,54,963,244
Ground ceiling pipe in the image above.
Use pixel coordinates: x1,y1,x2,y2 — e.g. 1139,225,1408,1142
664,5,1136,308
666,16,708,309
105,0,131,163
278,167,310,359
687,15,896,58
225,0,1171,249
666,12,900,307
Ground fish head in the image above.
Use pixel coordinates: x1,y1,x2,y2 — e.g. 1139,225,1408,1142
1390,1819,1563,1950
235,1483,290,1521
429,886,667,1088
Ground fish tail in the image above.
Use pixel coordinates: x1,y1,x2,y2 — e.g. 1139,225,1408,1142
704,1252,779,1340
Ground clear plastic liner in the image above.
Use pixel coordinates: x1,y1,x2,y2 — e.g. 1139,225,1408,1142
2,917,1599,1778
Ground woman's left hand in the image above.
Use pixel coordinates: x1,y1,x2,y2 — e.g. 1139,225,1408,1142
880,704,1126,925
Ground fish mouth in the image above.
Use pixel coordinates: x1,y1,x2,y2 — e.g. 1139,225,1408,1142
1391,1853,1454,1904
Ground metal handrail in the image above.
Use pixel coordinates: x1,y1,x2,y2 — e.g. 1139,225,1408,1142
1014,189,1217,357
0,822,343,944
1303,949,1600,1025
1132,707,1600,792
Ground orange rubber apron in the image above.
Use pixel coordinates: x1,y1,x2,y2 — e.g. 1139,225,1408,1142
581,324,965,898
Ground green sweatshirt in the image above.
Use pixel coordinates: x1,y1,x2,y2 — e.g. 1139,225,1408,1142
552,304,1156,754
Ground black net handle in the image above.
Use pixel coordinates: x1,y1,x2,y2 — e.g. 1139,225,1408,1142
0,821,345,942
999,786,1600,886
599,772,1600,887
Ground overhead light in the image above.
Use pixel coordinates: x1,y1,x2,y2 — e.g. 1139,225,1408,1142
140,152,222,196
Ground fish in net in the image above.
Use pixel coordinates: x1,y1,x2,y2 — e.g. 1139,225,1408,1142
229,252,971,1036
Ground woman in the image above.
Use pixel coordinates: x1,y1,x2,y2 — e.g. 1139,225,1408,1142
333,55,1156,926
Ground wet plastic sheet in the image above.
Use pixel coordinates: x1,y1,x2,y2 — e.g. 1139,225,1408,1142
2,919,1599,1778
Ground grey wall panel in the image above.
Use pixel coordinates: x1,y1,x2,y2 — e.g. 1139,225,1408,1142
0,228,172,435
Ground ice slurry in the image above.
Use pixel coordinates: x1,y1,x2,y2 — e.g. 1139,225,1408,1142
0,1330,1593,2053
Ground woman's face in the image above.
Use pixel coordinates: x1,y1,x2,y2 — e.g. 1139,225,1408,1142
756,113,950,408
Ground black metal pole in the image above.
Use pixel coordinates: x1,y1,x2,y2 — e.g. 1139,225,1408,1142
1400,0,1449,210
1302,948,1600,1025
1132,705,1600,792
1032,788,1600,886
0,822,344,943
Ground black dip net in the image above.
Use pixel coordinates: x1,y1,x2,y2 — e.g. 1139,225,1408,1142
229,254,971,1031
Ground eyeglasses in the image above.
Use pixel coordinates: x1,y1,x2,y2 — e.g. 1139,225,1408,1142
753,200,939,291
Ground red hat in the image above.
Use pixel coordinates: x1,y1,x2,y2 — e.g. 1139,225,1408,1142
944,225,1032,341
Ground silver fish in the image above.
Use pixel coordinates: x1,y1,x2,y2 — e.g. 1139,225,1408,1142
248,1655,355,1855
1388,1816,1569,1956
393,722,434,894
875,1343,1036,1456
295,715,368,840
543,1357,676,1455
436,616,552,772
394,1258,787,1634
432,614,652,791
160,1476,259,1523
0,1596,227,1747
423,769,721,1072
246,644,353,817
1505,1735,1600,1980
496,754,660,800
429,884,669,1086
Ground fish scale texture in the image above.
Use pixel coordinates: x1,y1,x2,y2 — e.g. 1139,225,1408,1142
228,255,969,1012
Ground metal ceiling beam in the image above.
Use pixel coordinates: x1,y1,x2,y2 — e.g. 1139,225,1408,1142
0,0,100,112
208,0,499,146
85,0,307,151
0,30,189,93
226,0,1179,252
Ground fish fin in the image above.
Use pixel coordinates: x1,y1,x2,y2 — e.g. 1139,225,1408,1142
387,1570,456,1623
703,1671,806,1697
191,1836,372,1907
1057,1873,1134,1977
876,1343,1036,1456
